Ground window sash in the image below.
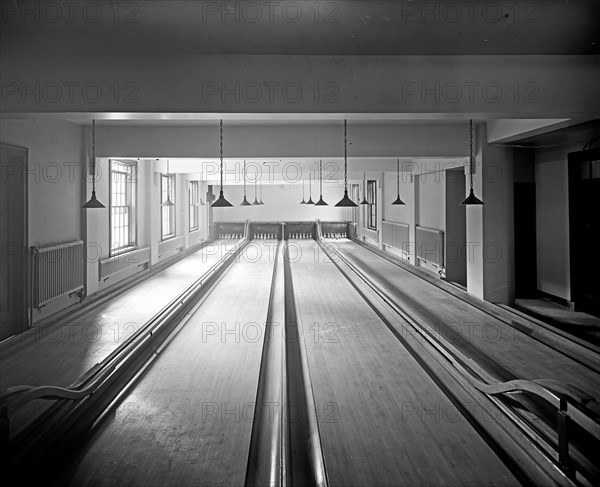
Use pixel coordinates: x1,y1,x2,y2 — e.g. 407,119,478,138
189,181,199,231
110,160,137,256
367,180,377,230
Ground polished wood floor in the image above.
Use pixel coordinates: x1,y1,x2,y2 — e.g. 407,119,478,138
59,241,275,486
0,240,239,435
4,238,596,485
336,241,600,403
291,240,519,486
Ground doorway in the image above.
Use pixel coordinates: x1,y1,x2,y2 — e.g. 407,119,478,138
445,168,466,287
0,144,28,340
569,148,600,316
514,182,538,298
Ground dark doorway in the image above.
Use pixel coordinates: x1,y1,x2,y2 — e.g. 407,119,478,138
568,148,600,316
514,182,538,298
445,168,466,287
0,144,28,340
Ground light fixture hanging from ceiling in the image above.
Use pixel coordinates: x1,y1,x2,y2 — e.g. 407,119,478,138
240,160,252,206
335,119,358,207
360,172,369,205
82,119,106,209
315,159,328,206
252,165,260,205
161,159,175,207
211,119,233,207
460,119,485,205
391,158,406,205
306,170,315,205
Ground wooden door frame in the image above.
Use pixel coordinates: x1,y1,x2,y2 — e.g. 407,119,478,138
0,142,29,334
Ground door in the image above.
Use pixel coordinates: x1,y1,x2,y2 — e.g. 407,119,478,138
514,182,538,297
0,144,28,340
569,148,600,316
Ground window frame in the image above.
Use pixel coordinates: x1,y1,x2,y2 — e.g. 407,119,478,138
367,179,377,231
161,173,176,241
189,180,200,232
109,159,138,257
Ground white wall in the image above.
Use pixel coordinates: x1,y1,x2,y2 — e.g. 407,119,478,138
213,182,352,222
417,172,445,231
0,118,82,246
382,171,412,224
1,118,84,321
535,145,573,300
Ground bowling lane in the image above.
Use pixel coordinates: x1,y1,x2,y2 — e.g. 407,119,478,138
58,241,275,486
334,240,600,403
290,241,519,487
1,239,240,394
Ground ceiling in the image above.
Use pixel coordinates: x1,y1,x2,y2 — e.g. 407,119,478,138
2,0,598,56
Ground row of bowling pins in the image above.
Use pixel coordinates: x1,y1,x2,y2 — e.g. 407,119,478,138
219,233,242,239
255,233,277,239
289,233,311,239
324,233,346,239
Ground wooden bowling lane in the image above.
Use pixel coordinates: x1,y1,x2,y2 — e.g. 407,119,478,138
0,240,239,395
290,241,520,487
334,241,600,404
54,241,274,487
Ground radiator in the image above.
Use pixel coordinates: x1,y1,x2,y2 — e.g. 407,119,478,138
32,240,84,309
415,226,444,267
382,221,409,252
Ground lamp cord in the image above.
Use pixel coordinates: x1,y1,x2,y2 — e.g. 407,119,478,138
320,159,323,197
220,119,224,192
344,120,348,192
397,158,400,197
91,119,96,189
469,119,474,190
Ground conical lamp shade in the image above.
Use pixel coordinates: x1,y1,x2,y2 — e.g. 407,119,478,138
335,190,358,207
315,197,328,206
161,197,175,207
240,197,252,206
360,197,369,205
460,188,484,205
82,190,105,208
212,190,233,207
306,197,315,205
300,198,306,204
252,198,260,205
391,195,405,205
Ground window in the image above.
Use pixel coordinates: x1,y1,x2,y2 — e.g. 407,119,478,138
189,180,199,231
110,160,137,256
367,180,377,230
161,174,176,240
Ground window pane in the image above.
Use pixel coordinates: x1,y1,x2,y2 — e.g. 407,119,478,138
110,160,137,255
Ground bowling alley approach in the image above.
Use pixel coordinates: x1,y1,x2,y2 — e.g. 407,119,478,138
1,1,599,486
